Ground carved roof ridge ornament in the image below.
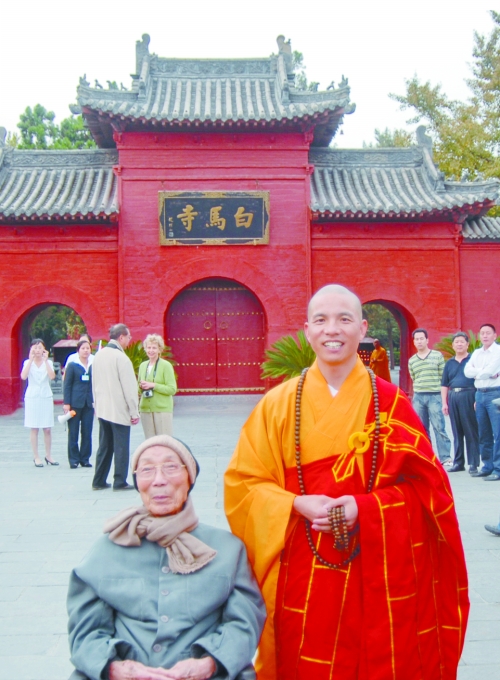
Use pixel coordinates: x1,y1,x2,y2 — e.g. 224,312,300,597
2,148,119,169
309,147,424,167
76,34,353,147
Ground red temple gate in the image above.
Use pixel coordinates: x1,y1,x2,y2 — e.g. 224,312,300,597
167,278,265,393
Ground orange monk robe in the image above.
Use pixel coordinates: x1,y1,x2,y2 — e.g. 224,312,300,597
369,345,392,382
224,359,468,680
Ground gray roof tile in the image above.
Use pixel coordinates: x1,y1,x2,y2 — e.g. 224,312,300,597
309,147,500,218
76,38,353,146
78,64,350,125
463,215,500,240
0,149,118,220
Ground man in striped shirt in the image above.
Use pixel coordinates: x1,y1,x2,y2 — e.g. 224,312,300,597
409,328,451,464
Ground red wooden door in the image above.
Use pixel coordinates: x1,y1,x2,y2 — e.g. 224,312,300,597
167,278,265,393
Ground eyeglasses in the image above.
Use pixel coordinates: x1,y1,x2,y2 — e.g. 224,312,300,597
135,463,186,479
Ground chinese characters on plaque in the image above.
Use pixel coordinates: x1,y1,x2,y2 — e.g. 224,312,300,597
159,191,269,245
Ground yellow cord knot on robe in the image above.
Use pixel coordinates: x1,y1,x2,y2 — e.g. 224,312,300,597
348,431,370,453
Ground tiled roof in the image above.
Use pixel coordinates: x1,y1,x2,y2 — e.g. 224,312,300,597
463,215,500,241
309,143,500,219
0,148,118,221
77,35,353,148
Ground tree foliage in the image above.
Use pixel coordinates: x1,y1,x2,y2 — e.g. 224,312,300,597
30,305,86,349
292,51,320,92
16,104,96,150
363,127,413,149
389,11,500,181
362,304,400,366
261,330,316,381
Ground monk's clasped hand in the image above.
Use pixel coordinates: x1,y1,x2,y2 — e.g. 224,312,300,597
312,495,358,533
293,494,359,532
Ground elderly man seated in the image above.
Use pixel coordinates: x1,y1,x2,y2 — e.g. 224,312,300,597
67,435,265,680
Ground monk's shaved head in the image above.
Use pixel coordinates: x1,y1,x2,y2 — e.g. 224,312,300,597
307,285,363,320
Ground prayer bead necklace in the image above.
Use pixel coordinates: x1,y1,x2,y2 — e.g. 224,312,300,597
294,366,381,570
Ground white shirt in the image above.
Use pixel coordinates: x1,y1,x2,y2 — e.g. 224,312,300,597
65,353,94,368
328,384,339,397
23,359,54,398
463,343,500,388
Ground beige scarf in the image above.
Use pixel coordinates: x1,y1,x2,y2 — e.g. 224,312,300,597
103,496,217,574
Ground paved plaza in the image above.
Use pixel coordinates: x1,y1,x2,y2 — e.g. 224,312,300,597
0,396,499,680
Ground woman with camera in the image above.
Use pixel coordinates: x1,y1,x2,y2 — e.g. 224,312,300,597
138,334,177,437
63,339,94,469
21,338,58,467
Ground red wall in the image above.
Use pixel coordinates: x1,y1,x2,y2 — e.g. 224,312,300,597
115,131,313,346
459,244,500,332
312,220,462,393
0,131,498,414
0,225,118,413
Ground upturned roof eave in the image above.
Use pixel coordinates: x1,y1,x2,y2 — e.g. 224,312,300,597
79,99,350,124
310,200,496,222
0,210,119,223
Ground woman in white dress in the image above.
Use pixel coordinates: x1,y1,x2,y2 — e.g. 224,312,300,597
21,338,59,467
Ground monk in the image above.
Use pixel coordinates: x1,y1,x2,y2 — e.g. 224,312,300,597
369,338,392,382
225,284,468,680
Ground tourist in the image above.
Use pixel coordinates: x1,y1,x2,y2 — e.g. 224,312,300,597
464,323,500,480
409,328,452,464
138,334,177,437
62,339,94,469
441,331,480,473
67,435,265,680
21,338,58,467
64,334,94,369
91,324,139,491
225,284,468,680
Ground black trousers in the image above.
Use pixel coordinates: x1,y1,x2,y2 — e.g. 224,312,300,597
448,389,480,468
67,406,94,466
92,418,130,488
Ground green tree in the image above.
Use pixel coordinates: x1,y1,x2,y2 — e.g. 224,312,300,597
17,104,95,150
17,104,59,149
363,127,413,148
292,51,320,92
362,304,400,367
30,305,86,349
53,114,96,149
6,131,19,148
389,11,500,181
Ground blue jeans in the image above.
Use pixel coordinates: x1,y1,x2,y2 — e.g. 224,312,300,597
475,388,500,474
412,392,451,462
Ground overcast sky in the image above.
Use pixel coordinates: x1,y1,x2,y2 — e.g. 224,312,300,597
1,0,496,148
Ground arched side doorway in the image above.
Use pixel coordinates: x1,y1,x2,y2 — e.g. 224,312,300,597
167,278,266,393
363,299,417,394
11,303,87,408
0,284,108,414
